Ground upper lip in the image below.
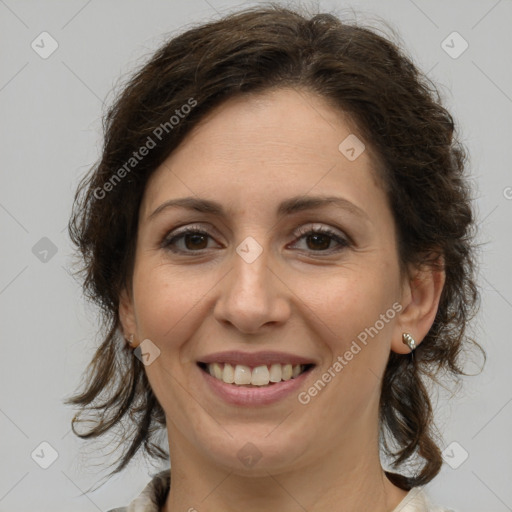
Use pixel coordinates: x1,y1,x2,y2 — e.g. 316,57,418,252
197,350,317,367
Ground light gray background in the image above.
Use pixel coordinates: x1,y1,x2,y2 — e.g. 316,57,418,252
1,0,510,510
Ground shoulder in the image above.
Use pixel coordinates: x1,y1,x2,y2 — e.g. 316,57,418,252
105,469,170,512
392,486,459,512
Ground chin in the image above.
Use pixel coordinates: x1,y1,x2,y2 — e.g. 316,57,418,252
196,427,310,477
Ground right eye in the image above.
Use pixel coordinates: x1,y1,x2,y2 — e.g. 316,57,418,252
161,227,220,253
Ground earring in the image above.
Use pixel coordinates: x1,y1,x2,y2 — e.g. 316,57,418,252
402,332,416,352
127,333,135,347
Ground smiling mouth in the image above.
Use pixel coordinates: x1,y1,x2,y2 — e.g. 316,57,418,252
197,362,315,387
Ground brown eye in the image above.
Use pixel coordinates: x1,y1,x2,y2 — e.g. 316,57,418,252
291,225,350,253
162,228,217,253
161,225,350,255
183,233,209,250
305,233,332,251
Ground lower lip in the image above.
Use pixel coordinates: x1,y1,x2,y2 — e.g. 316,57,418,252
198,364,314,406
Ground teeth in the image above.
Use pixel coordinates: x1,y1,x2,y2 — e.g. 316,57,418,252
269,363,282,382
205,362,307,386
251,365,270,385
223,363,235,383
212,362,223,379
282,364,293,381
234,365,252,385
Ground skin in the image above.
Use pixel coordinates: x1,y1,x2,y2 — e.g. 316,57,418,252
119,87,445,512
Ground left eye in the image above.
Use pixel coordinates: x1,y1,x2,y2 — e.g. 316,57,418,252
290,226,350,253
161,225,349,254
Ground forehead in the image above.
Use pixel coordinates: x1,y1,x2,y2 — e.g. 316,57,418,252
141,87,388,221
173,87,369,166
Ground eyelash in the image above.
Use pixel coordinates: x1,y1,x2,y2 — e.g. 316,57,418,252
161,224,351,255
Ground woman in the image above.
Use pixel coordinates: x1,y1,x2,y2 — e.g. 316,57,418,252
66,4,484,511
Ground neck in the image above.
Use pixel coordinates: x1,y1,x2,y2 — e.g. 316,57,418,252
162,425,408,512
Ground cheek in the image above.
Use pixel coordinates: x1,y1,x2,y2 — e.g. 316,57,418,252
304,264,398,343
305,266,400,412
131,263,207,406
132,261,203,345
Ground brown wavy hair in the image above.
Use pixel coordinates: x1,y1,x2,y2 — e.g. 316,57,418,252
65,2,485,491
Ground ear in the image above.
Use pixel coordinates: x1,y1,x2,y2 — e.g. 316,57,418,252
119,286,138,347
391,255,446,354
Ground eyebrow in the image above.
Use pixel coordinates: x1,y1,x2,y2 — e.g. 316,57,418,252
148,195,370,222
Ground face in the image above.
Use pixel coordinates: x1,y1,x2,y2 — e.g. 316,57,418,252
120,87,419,476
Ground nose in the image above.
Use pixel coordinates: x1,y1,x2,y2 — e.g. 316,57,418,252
213,242,291,334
